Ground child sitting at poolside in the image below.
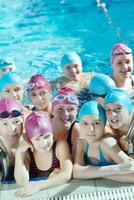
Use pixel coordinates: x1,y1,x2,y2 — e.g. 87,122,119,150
51,52,94,109
0,98,24,181
15,111,72,197
73,101,134,182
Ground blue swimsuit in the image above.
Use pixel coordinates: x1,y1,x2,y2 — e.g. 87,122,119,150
84,143,113,166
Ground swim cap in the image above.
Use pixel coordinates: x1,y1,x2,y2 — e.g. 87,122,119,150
0,98,23,120
89,74,116,100
110,43,132,63
104,88,132,113
0,58,16,71
25,111,52,140
52,86,79,108
0,72,22,92
61,52,82,68
27,74,51,93
78,101,106,125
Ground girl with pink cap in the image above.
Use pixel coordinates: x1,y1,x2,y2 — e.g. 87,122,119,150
51,86,80,161
27,74,52,114
0,98,23,181
110,43,134,98
14,111,72,197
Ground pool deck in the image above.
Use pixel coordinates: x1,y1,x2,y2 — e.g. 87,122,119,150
0,178,134,200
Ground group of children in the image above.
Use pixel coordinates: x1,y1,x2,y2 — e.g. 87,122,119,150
0,43,134,197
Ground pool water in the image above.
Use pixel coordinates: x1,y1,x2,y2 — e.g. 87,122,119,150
0,0,134,81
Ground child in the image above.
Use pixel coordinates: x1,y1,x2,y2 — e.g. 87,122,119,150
51,52,94,109
104,88,134,154
110,43,134,98
27,74,52,114
73,101,134,182
51,86,80,160
15,111,72,197
0,72,30,118
0,98,23,181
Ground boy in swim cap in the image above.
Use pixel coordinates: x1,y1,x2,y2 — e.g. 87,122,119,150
73,101,134,182
50,52,94,109
0,58,16,76
51,86,80,160
27,74,52,115
89,73,116,106
0,98,23,181
104,88,134,154
110,43,134,98
15,111,72,197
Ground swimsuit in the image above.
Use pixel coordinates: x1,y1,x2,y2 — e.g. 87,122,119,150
84,143,113,166
28,142,60,178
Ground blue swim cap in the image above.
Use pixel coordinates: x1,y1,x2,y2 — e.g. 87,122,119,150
89,74,116,100
0,72,23,92
61,52,82,68
78,101,106,125
0,58,16,70
104,88,132,113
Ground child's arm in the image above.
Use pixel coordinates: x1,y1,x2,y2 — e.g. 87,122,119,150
101,137,134,182
14,140,32,186
73,138,133,179
15,140,73,197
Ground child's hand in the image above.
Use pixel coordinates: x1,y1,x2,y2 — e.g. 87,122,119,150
15,182,42,197
17,140,33,154
118,159,134,173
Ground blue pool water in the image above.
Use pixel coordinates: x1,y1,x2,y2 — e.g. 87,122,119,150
0,0,134,82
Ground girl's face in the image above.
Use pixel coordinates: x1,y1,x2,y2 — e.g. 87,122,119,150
112,54,133,81
63,63,82,81
31,133,53,152
80,115,104,143
3,83,23,101
52,104,77,128
29,89,51,111
0,116,23,142
105,103,130,130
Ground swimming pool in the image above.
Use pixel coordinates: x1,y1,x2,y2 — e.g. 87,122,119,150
0,0,134,82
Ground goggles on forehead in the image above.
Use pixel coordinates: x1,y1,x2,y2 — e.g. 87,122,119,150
28,81,47,90
0,110,22,119
112,47,132,56
53,94,78,105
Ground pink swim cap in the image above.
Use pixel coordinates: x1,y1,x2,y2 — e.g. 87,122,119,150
25,111,52,140
110,43,132,63
52,86,79,108
27,74,51,93
0,98,23,120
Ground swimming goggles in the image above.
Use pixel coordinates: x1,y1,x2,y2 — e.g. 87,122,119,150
27,81,47,90
112,47,132,55
0,110,22,119
53,94,79,105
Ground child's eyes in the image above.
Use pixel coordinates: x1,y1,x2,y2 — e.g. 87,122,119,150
5,89,10,93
